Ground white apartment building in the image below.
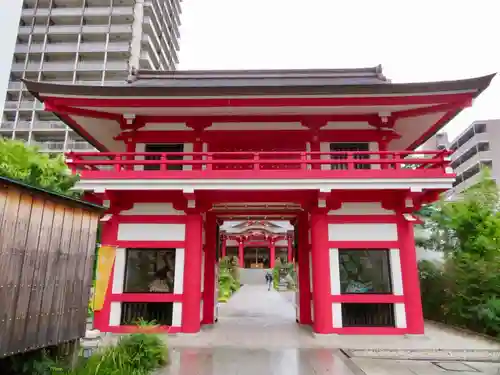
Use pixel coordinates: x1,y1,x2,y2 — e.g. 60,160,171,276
0,0,182,153
425,119,500,199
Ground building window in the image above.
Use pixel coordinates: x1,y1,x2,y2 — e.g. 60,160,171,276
121,302,173,326
124,249,176,293
342,303,395,327
329,143,370,170
339,249,392,294
144,144,184,170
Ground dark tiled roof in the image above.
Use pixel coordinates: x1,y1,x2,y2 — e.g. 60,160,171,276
126,65,390,86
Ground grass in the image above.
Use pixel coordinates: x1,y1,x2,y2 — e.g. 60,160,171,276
67,333,168,375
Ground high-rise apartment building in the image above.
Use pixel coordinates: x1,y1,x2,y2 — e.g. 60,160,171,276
424,119,500,199
0,0,182,152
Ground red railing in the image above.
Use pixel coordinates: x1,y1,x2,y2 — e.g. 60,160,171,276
65,150,452,179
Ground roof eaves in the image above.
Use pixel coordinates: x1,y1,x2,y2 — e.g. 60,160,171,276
0,175,104,211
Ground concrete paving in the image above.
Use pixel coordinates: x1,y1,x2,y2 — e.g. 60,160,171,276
157,284,500,374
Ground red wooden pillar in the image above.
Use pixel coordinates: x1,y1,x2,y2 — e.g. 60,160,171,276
182,212,203,333
398,215,425,334
238,240,244,268
221,236,227,258
298,214,312,325
287,235,293,263
310,209,333,334
269,240,276,268
202,213,217,325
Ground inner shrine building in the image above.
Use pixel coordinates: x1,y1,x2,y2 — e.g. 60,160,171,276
24,67,494,335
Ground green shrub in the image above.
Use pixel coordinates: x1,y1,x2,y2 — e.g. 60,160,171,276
68,326,168,375
217,256,240,302
1,349,66,375
419,254,500,338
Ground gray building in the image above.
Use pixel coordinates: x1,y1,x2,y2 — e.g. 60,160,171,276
0,0,182,153
427,119,500,198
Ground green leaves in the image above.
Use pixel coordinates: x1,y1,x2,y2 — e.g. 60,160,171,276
0,138,79,196
418,169,500,337
417,168,500,260
218,256,240,302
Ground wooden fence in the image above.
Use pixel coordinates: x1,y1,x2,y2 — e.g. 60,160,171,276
0,177,102,358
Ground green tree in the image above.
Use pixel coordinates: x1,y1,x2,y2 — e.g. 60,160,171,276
416,168,500,260
0,138,78,195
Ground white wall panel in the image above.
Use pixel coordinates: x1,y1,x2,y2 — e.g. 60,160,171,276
121,203,185,215
109,302,121,326
117,223,186,241
329,202,394,215
172,302,182,327
329,249,341,295
328,223,398,242
394,303,407,328
332,303,342,328
174,248,185,294
389,249,404,295
112,248,126,294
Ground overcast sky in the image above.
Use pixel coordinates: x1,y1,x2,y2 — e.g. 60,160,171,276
178,0,499,141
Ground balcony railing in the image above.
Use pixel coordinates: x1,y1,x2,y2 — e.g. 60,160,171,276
66,150,452,179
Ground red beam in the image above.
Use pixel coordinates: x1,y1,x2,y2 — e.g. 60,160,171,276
43,92,475,108
135,114,376,124
125,129,398,144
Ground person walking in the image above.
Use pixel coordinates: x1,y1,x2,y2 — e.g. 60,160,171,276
265,271,273,291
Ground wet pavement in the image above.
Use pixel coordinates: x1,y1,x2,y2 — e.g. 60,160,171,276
162,347,362,375
153,285,500,374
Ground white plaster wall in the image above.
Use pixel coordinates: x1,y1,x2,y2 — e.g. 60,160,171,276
109,302,121,326
172,303,182,327
121,203,185,215
117,223,186,241
389,249,404,295
328,223,398,242
172,247,185,328
275,240,288,247
112,248,126,294
183,143,193,171
332,303,342,328
369,142,380,170
174,248,185,294
329,202,394,215
135,143,146,171
329,249,341,295
320,142,331,170
226,240,238,246
394,303,407,328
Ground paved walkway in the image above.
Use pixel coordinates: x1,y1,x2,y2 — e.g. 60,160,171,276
156,285,500,374
163,285,360,374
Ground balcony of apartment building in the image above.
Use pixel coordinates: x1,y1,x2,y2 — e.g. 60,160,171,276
21,6,134,21
449,122,488,153
14,41,130,55
451,141,491,176
452,160,493,193
18,24,132,39
10,60,128,73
